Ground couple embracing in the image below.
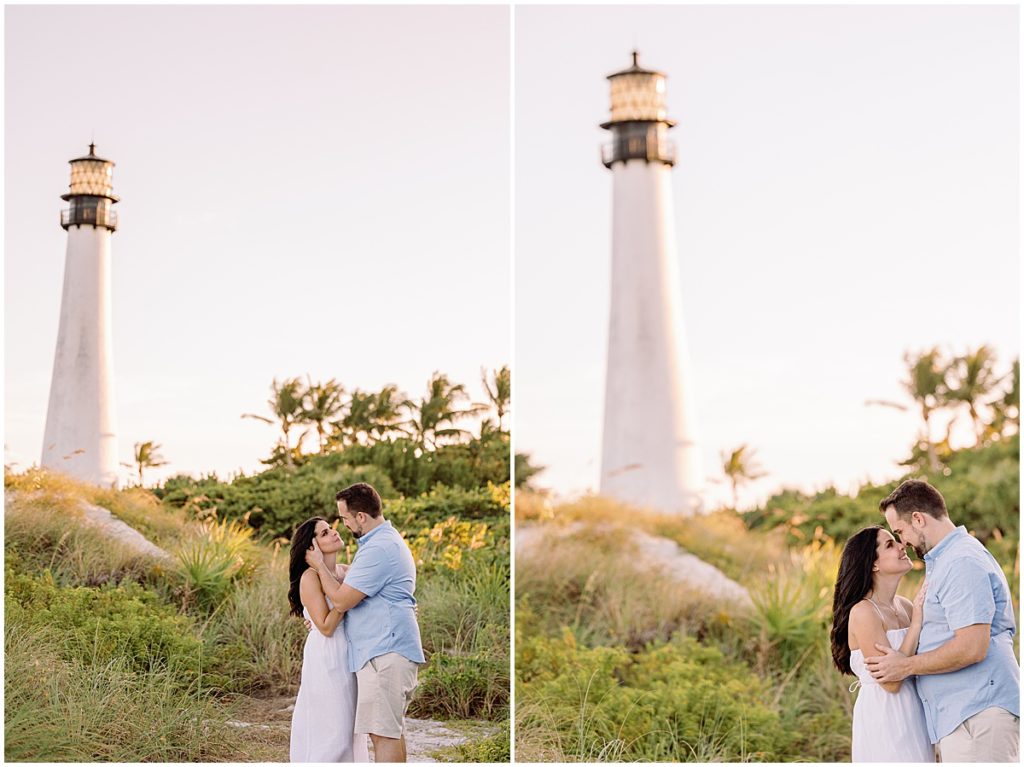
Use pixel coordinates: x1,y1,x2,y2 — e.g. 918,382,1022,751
287,482,424,763
831,479,1019,762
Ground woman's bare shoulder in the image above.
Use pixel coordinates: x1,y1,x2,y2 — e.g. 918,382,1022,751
849,600,882,626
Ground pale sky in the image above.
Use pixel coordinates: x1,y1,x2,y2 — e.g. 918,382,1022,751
515,5,1019,508
5,5,510,484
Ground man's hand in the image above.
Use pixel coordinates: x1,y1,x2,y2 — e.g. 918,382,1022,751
304,618,313,632
305,537,325,570
865,644,913,683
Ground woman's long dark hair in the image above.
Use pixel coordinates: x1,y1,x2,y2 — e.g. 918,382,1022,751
288,516,327,617
830,525,882,675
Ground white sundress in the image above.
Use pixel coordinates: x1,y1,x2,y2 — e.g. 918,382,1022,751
289,598,370,762
849,625,935,763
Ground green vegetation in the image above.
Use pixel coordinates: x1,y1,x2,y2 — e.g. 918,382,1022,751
517,630,789,762
6,367,511,762
156,440,509,540
435,723,511,762
746,435,1020,586
516,347,1019,762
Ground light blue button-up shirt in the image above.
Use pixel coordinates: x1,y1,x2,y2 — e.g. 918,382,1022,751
342,520,425,673
916,526,1019,743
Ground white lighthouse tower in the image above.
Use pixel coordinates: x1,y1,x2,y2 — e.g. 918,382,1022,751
599,53,704,514
41,144,120,486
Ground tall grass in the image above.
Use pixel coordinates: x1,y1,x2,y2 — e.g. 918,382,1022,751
202,551,306,694
412,549,510,720
4,619,252,762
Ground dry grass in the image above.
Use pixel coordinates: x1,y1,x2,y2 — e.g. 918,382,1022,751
5,486,161,587
516,515,739,649
517,490,788,588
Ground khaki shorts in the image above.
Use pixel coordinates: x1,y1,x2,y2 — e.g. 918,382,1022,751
937,706,1019,763
354,652,420,739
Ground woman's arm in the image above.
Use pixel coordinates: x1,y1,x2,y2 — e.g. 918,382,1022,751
300,570,345,637
849,601,906,694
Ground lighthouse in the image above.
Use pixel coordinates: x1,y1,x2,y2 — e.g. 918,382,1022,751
41,144,120,486
598,53,704,514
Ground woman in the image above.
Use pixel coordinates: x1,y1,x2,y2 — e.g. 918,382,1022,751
830,525,933,763
288,517,369,763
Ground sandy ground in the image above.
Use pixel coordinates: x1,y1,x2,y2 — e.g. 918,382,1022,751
78,499,174,561
225,694,495,762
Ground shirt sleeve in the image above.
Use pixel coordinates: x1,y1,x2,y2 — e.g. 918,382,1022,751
344,543,391,598
940,560,996,631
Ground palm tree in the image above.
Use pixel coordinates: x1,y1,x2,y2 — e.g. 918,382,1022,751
865,348,949,470
946,346,1003,445
721,444,766,510
242,377,307,464
336,389,377,446
984,358,1019,442
367,385,409,442
481,365,511,431
403,372,486,449
302,377,345,451
132,441,168,486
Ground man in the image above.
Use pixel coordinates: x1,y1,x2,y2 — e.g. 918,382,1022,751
866,479,1019,762
305,482,425,763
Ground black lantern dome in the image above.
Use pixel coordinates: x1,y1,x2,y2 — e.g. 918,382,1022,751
60,143,119,231
600,52,677,168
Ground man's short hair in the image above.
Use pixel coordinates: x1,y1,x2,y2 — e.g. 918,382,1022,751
335,482,383,518
879,479,948,520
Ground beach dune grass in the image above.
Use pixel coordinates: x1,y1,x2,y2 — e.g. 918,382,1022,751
5,467,510,761
514,493,858,761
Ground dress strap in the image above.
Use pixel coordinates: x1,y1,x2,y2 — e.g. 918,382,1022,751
865,597,886,624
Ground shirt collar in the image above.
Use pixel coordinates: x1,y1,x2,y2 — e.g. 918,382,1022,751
924,525,968,564
357,519,391,545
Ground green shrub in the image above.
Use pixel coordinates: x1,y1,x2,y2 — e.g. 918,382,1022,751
414,545,510,721
516,631,790,762
742,541,838,673
435,722,511,762
330,435,510,496
159,461,396,539
411,653,508,721
173,517,259,612
5,568,206,688
747,438,1019,553
388,482,510,530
